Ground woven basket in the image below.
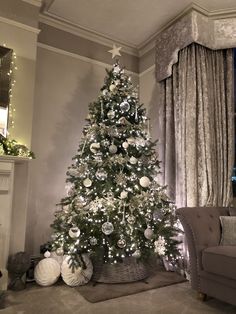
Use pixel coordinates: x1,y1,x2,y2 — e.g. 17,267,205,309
92,256,149,283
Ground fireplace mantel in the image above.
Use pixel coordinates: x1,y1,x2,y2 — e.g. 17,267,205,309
0,155,31,290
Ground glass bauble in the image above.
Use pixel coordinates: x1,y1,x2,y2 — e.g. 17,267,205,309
107,110,115,119
95,169,107,181
102,222,114,235
83,178,92,187
69,227,81,238
120,101,130,112
117,237,126,248
127,215,136,225
90,237,98,246
144,228,154,240
139,176,151,188
109,144,118,154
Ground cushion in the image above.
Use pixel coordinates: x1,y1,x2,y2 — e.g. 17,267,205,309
202,246,236,280
229,207,236,216
220,216,236,245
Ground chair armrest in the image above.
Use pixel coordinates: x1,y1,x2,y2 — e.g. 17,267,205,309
176,207,229,290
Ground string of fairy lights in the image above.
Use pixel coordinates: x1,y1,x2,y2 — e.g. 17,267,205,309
2,43,17,135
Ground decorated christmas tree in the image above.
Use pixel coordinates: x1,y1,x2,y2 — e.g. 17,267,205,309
50,48,180,273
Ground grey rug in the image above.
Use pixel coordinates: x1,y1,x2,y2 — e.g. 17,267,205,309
77,266,186,303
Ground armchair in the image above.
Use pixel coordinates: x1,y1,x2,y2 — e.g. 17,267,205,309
176,207,236,306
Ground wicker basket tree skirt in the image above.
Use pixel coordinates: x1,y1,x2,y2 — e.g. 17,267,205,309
92,257,149,283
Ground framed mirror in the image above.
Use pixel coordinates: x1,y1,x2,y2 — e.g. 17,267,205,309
0,46,13,137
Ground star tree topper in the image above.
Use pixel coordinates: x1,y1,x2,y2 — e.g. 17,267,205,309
108,44,122,59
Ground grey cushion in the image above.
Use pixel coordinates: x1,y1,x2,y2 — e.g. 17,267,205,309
220,216,236,245
202,246,236,280
229,207,236,216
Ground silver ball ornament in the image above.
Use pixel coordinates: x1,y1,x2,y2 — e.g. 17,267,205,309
144,228,154,240
95,169,107,181
109,144,118,154
127,215,136,224
90,237,98,245
102,222,114,235
117,236,126,248
120,101,130,112
107,110,115,119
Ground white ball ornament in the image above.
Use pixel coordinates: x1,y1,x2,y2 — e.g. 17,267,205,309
122,142,129,149
109,84,116,92
83,178,92,187
61,254,93,287
130,156,137,164
144,228,154,240
120,191,128,199
109,144,118,154
34,256,60,287
139,176,151,188
69,227,81,238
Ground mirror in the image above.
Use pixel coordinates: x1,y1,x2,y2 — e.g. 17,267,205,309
0,46,13,137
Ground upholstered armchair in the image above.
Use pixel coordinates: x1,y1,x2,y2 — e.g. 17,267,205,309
176,207,236,306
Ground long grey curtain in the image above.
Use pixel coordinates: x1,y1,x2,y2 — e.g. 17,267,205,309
159,43,234,208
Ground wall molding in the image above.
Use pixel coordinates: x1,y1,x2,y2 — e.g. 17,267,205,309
0,16,40,34
40,2,236,59
39,13,138,57
37,43,139,77
139,64,155,78
21,0,42,7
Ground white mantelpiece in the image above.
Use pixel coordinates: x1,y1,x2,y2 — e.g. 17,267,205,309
0,155,30,290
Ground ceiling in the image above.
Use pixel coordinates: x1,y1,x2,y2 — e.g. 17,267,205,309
42,0,236,49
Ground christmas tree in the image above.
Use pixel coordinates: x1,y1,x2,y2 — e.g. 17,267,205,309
50,56,180,269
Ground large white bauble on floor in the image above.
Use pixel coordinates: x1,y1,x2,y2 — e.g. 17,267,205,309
61,254,93,287
34,258,60,286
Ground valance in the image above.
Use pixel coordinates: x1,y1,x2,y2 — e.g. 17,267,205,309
156,8,236,81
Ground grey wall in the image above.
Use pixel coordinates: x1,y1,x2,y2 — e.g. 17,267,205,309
26,46,138,254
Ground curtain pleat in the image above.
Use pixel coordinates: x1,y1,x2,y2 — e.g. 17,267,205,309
159,43,234,207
